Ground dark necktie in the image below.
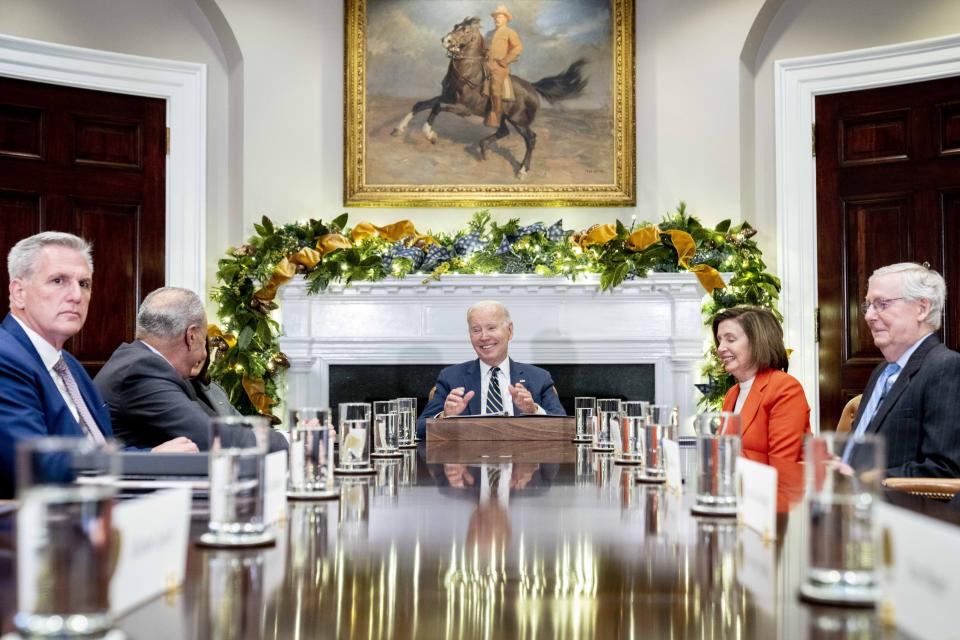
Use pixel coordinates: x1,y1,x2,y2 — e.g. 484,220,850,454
486,367,504,414
53,356,106,444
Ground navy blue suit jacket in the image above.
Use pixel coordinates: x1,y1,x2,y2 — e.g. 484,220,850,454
416,358,565,438
0,314,113,497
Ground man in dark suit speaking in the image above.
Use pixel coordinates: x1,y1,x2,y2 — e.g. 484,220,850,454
95,287,286,452
417,300,564,438
849,263,960,477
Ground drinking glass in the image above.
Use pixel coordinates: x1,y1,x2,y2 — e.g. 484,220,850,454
15,437,119,638
691,412,741,516
201,416,275,547
372,400,402,458
639,418,678,483
800,432,885,605
594,398,621,452
573,397,596,443
616,400,647,465
287,407,338,500
337,402,374,474
395,397,417,448
399,448,418,486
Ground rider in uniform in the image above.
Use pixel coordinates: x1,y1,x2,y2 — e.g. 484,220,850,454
484,5,523,128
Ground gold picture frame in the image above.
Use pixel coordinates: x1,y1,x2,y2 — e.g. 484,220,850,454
344,0,635,207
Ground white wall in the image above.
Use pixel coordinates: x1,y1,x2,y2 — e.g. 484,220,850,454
3,0,960,296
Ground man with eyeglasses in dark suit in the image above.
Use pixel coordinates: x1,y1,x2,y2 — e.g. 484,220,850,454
848,262,960,477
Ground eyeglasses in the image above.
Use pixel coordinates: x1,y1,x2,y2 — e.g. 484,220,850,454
860,298,905,315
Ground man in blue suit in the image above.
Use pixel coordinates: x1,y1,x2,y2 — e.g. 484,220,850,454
0,232,196,497
417,300,565,438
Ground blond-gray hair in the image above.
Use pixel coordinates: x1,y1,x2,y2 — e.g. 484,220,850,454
466,300,512,324
136,287,206,339
8,232,93,280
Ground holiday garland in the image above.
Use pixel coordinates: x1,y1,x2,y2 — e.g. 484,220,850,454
209,203,780,421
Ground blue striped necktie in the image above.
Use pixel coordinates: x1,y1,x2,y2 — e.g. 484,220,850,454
842,362,900,463
486,367,504,414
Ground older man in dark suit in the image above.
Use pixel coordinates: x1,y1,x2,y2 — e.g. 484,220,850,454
417,300,564,438
95,287,286,452
849,263,960,477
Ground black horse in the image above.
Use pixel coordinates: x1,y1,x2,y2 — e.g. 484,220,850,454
391,16,587,179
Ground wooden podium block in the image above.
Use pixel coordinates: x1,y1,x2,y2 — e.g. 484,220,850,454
425,416,574,441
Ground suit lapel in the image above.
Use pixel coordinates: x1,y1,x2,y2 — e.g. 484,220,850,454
738,370,769,441
466,359,482,415
866,334,937,434
510,358,523,415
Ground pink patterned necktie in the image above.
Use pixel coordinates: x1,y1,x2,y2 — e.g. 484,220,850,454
52,356,106,445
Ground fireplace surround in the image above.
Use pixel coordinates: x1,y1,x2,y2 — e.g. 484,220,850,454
278,274,710,434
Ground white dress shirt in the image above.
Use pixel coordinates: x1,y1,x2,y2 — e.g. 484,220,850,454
480,358,514,415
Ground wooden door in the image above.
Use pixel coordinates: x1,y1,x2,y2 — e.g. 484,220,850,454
0,76,166,373
816,75,960,430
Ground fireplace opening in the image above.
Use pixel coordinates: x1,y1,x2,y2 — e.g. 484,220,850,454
328,364,655,416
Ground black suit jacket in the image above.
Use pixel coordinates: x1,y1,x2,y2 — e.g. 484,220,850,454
853,334,960,477
94,341,286,452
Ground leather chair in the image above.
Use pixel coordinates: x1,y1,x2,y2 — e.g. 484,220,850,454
835,394,862,433
882,477,960,501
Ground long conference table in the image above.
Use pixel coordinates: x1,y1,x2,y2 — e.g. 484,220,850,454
2,440,951,639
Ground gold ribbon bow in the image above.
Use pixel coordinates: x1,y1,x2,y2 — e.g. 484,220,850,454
575,223,617,249
625,225,659,252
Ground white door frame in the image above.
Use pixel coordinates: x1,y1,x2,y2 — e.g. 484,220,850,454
775,33,960,430
0,34,206,294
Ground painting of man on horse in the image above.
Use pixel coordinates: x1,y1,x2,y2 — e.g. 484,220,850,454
362,1,618,186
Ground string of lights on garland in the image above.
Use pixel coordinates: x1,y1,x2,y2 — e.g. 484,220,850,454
208,203,780,421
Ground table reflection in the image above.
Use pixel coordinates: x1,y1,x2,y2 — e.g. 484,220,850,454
6,443,914,639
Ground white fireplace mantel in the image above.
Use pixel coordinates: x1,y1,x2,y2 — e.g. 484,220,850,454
279,273,713,434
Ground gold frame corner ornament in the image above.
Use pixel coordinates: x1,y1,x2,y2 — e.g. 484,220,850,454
343,0,636,208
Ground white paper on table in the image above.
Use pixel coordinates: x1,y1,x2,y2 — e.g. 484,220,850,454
263,450,288,525
877,502,960,640
110,487,191,614
735,457,777,539
662,439,682,491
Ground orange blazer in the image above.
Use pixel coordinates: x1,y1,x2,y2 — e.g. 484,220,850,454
721,369,811,463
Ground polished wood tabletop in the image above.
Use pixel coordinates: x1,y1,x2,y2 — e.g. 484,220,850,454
2,442,939,639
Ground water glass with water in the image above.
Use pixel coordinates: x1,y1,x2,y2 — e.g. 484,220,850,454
201,416,274,547
594,398,621,452
338,402,372,472
638,405,679,482
287,407,337,500
573,397,596,442
15,437,119,638
692,412,741,516
800,432,885,605
395,397,417,448
372,400,401,457
617,400,647,464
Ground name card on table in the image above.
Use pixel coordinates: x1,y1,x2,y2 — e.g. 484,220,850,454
877,502,960,640
736,457,777,540
662,439,682,491
264,450,288,525
110,487,191,613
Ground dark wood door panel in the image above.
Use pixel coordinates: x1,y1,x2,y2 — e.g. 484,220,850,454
817,74,960,430
0,76,165,374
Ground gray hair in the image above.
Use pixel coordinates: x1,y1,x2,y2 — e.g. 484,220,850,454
8,232,93,280
136,287,207,338
466,300,512,324
870,262,945,330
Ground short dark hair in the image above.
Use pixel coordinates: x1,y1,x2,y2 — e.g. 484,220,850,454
711,306,788,373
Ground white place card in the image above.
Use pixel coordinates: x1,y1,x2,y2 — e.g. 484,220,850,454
662,439,682,491
877,502,960,640
110,487,191,614
736,457,777,539
264,450,288,525
738,525,776,615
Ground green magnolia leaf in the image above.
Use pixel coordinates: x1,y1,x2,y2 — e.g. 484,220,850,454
715,219,731,233
254,223,267,237
261,216,275,235
331,213,349,231
237,325,254,350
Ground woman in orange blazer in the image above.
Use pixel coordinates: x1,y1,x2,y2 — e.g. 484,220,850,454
712,306,811,463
